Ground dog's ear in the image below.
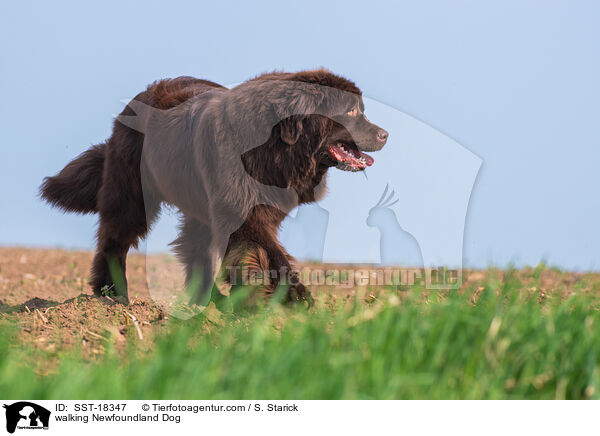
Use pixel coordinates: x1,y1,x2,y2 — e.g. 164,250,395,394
280,116,303,145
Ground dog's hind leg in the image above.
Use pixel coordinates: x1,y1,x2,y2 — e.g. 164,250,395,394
90,153,161,302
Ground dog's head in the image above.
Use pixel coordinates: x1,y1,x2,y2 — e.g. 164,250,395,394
232,70,388,197
262,69,388,174
318,92,388,172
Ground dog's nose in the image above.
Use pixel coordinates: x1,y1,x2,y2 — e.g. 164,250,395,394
377,129,389,143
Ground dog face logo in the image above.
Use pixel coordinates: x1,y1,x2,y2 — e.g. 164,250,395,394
2,402,50,434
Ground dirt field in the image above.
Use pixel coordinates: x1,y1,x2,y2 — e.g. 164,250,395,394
1,246,598,358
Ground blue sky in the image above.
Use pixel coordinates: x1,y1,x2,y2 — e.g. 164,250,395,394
1,1,599,270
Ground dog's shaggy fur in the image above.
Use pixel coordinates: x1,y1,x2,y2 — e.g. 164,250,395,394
41,69,388,303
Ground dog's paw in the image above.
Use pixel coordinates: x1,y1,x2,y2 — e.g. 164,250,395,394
286,282,315,308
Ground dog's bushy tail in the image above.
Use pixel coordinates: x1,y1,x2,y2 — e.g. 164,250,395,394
40,143,106,214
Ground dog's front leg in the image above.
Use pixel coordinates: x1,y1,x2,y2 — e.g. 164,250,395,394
238,233,312,305
224,237,311,305
172,217,225,306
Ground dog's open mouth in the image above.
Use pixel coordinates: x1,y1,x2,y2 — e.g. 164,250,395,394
327,143,374,172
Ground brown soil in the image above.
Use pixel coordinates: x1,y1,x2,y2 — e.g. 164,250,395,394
1,246,599,357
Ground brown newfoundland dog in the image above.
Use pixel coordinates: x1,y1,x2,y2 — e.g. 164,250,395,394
41,69,388,305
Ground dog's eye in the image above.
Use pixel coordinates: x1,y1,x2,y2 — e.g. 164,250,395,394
347,108,358,117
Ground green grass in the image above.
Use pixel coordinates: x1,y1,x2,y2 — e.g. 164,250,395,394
1,276,600,399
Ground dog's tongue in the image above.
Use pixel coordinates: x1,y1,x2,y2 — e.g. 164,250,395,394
328,143,374,171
